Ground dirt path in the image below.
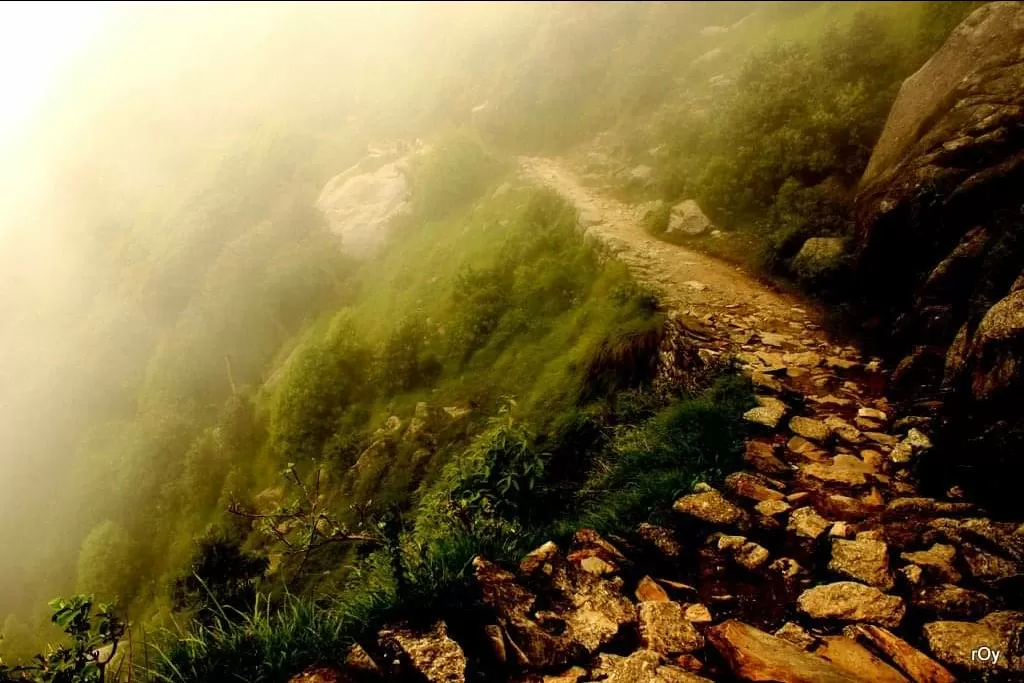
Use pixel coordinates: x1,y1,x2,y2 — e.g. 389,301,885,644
519,156,826,345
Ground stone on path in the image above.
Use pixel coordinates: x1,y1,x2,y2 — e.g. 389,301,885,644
797,582,906,628
789,416,831,443
724,471,785,502
811,636,911,683
755,499,791,517
637,601,704,656
900,544,961,583
745,396,788,429
636,575,670,602
845,624,956,683
378,622,467,683
829,538,894,590
707,620,864,683
788,507,832,541
923,611,1024,676
674,489,747,527
912,583,992,620
744,440,792,476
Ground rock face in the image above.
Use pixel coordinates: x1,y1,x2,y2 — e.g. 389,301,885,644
852,1,1024,504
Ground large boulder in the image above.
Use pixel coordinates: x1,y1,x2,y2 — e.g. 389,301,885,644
316,155,413,256
791,237,846,282
852,2,1024,506
666,200,713,236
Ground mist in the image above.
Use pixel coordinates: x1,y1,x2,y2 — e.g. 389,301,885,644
0,3,1006,681
0,0,514,614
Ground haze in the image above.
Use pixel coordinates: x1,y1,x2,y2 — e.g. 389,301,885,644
0,4,1010,681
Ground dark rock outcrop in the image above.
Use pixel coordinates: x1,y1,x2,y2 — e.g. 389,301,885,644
852,2,1024,505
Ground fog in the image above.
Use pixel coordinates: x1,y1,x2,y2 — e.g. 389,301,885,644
0,2,964,670
0,0,545,621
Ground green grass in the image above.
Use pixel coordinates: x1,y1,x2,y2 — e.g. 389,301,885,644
144,591,388,683
552,372,754,535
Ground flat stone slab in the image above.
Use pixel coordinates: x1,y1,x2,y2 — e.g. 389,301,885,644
844,625,956,683
674,489,747,527
789,416,831,443
829,538,894,590
745,396,788,429
707,619,864,683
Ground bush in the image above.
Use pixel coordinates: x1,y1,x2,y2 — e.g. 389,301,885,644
450,264,513,358
377,316,443,394
145,590,390,683
269,312,373,461
76,522,142,606
0,596,125,683
171,535,269,624
650,7,969,276
408,134,503,220
449,403,547,526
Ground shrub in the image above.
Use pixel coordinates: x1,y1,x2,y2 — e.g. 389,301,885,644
567,372,753,532
449,403,547,526
408,133,503,220
0,596,125,683
269,312,373,461
170,535,269,624
377,316,443,394
76,522,142,607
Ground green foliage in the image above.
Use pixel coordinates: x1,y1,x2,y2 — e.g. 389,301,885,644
644,3,978,276
170,535,268,624
408,133,503,220
0,596,125,683
376,316,442,394
567,373,754,532
449,264,513,358
144,591,388,683
449,402,547,524
268,312,374,461
75,523,141,607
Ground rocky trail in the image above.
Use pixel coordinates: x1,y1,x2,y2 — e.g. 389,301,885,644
294,160,1024,683
518,156,819,340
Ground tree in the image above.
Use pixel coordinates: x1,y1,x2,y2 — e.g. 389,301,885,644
228,464,381,584
75,523,140,605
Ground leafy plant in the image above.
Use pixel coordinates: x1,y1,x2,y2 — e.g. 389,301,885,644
0,596,125,683
450,401,548,524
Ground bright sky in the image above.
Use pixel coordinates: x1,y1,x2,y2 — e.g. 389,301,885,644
0,1,112,148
